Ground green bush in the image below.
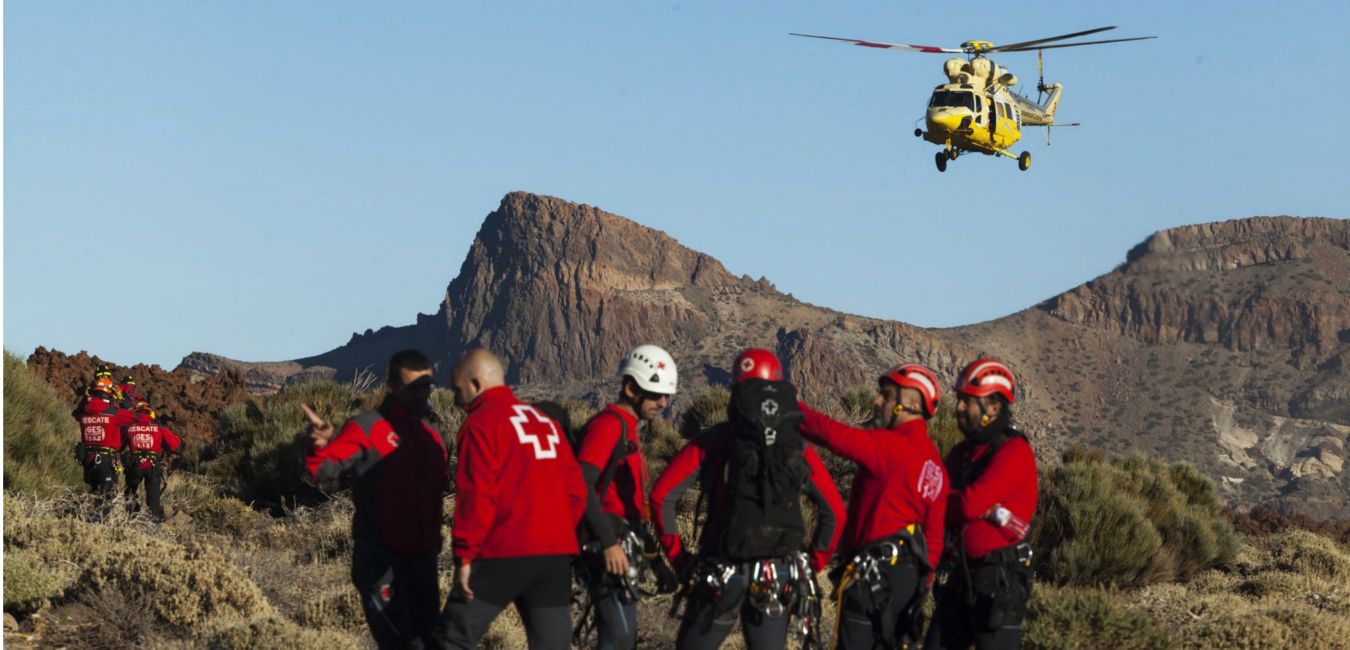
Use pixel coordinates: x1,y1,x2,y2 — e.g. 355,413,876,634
679,387,728,439
3,547,78,615
4,493,270,632
1032,450,1236,587
3,350,83,495
1268,529,1350,583
1024,583,1175,649
207,379,382,512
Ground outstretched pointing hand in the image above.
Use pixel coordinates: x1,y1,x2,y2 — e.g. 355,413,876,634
301,404,335,450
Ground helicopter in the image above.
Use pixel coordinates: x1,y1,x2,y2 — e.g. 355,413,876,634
791,27,1155,172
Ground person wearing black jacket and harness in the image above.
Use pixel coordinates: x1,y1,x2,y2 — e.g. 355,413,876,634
650,349,846,650
925,359,1038,650
573,344,681,649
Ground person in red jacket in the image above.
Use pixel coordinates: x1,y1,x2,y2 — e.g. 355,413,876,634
122,401,183,521
436,348,588,650
650,348,846,650
72,376,139,514
117,375,142,409
575,344,679,650
924,359,1037,650
304,349,447,650
797,361,949,649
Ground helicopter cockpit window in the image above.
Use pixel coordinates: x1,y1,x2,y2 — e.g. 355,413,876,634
928,91,975,110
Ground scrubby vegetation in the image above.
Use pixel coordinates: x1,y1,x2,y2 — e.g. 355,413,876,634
3,350,83,495
5,365,1348,649
1032,448,1238,587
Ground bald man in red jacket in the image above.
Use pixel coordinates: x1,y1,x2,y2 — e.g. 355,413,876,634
436,349,588,650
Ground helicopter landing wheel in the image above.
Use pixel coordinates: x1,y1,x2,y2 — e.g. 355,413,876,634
948,148,959,160
935,151,948,172
914,128,923,138
1017,151,1031,171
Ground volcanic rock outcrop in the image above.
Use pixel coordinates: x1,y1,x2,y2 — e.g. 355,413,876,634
27,347,250,444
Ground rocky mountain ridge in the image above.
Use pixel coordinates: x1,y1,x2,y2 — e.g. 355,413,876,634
31,193,1347,517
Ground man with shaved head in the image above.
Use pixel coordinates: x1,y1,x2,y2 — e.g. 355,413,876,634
435,348,589,650
304,348,447,649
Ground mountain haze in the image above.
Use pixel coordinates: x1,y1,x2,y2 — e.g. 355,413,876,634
177,193,1350,518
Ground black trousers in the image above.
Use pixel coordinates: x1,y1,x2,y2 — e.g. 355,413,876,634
83,454,119,495
124,461,165,518
592,586,638,650
352,538,441,649
835,560,921,650
675,560,791,650
924,560,1033,650
436,554,572,650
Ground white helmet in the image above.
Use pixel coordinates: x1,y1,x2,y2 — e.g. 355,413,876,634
618,344,678,395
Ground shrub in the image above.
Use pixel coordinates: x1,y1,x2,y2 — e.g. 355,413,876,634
1032,451,1236,587
4,493,270,632
643,417,684,476
208,379,382,512
207,615,362,649
3,547,78,615
679,387,729,439
1268,529,1350,583
3,350,84,495
1024,583,1175,650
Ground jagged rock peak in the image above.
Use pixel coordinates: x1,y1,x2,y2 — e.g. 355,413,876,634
1121,216,1350,274
455,191,740,296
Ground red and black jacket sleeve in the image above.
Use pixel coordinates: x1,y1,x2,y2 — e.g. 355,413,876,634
802,446,846,571
305,417,376,483
649,430,715,570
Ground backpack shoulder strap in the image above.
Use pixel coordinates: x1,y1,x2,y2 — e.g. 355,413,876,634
587,409,630,498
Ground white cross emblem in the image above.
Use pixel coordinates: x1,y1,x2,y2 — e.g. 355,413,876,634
509,404,561,460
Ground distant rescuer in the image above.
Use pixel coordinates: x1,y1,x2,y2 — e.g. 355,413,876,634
650,348,846,650
303,349,447,650
73,375,139,513
796,362,949,649
574,344,680,650
123,400,184,521
436,348,588,650
924,359,1038,650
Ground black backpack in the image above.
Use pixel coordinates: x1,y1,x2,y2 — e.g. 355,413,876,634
719,378,809,561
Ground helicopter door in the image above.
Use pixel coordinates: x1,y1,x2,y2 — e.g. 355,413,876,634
973,96,983,126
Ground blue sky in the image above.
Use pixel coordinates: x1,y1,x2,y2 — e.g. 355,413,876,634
6,1,1348,368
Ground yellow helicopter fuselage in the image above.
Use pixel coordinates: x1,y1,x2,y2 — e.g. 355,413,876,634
922,82,1023,154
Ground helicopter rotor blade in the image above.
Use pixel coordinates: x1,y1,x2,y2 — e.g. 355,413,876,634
789,33,963,53
989,26,1117,52
1002,36,1156,52
1037,49,1045,102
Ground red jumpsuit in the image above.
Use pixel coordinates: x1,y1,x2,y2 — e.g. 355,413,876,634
123,415,183,519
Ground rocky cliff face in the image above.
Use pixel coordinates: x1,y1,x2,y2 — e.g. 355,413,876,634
163,195,1349,518
1042,217,1350,368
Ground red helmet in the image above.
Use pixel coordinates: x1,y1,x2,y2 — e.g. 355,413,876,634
880,363,941,417
733,348,783,384
955,358,1016,404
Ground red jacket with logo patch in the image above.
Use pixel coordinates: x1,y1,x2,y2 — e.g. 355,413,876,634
945,436,1037,560
452,386,588,563
125,418,183,455
306,396,449,557
73,398,139,450
799,406,948,570
648,422,846,572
